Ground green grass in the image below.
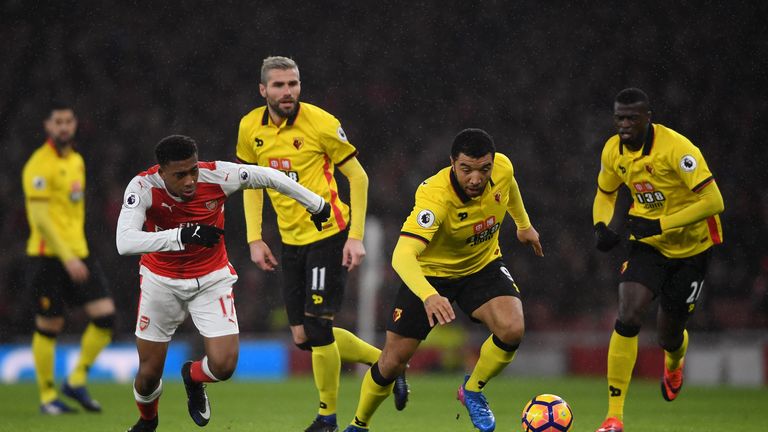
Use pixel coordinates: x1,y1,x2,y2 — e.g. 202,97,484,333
1,374,765,431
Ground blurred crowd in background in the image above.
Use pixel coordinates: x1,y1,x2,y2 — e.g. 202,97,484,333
1,1,766,342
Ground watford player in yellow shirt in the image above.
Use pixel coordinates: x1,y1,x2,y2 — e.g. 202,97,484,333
236,56,408,432
22,105,116,415
593,89,724,432
341,129,544,432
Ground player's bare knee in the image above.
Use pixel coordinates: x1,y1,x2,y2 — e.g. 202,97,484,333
494,326,524,347
378,348,410,376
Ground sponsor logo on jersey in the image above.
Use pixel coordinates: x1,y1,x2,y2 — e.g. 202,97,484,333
466,216,500,246
268,158,292,171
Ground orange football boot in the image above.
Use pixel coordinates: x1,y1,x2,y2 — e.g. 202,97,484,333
661,361,684,401
596,417,623,432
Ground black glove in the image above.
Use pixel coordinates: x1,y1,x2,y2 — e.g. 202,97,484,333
626,215,662,239
180,224,225,248
594,222,621,252
309,202,332,231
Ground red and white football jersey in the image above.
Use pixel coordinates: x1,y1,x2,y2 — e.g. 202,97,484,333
116,160,324,279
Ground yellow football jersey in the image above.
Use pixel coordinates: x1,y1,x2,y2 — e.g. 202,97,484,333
598,123,723,258
400,153,529,278
22,141,88,258
236,102,357,245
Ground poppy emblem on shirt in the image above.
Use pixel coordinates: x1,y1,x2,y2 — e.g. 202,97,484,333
205,200,218,211
293,137,304,150
494,192,501,203
139,315,150,331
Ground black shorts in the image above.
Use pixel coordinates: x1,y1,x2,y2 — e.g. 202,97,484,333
386,258,521,340
620,241,711,318
281,231,348,325
27,256,112,317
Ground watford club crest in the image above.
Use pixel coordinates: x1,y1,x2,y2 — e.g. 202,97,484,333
393,308,403,322
293,137,304,150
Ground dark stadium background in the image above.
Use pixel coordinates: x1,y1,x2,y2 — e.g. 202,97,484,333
0,2,765,349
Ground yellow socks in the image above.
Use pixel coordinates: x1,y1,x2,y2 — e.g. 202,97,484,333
333,327,381,365
69,322,113,387
312,342,341,416
465,334,517,392
32,331,57,404
665,330,688,371
606,329,638,420
351,364,394,429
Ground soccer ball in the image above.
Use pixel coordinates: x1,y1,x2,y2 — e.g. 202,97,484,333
521,394,573,432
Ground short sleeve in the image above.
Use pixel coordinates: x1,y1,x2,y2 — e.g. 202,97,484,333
319,116,358,165
597,142,623,193
22,156,52,201
236,115,259,164
670,139,714,192
399,184,448,244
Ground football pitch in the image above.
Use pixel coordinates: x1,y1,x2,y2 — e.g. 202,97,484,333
1,374,764,431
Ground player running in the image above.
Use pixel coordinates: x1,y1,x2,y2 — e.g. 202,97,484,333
593,88,724,432
116,135,331,432
236,56,408,432
342,128,543,432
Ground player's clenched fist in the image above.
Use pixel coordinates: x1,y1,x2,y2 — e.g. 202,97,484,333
309,201,332,231
180,224,225,248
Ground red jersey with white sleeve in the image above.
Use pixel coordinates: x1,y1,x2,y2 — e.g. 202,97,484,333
116,160,324,279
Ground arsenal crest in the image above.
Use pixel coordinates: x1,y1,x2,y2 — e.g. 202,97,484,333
139,315,150,331
293,137,304,150
205,199,218,211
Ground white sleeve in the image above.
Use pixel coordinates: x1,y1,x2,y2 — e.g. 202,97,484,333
115,177,186,255
215,161,325,214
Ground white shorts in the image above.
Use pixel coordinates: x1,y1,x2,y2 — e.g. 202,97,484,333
135,264,240,342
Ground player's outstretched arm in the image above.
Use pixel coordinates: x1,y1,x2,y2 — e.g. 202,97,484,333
392,236,455,327
235,163,325,213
